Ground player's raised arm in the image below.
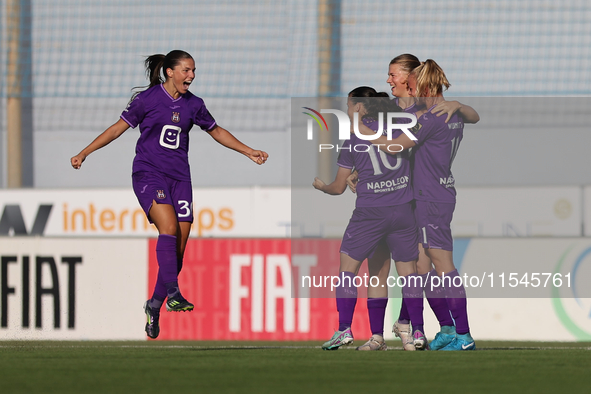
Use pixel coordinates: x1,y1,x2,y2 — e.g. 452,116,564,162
70,118,130,169
313,166,351,195
207,125,268,165
431,100,480,124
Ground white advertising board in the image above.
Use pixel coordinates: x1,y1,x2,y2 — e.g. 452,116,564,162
0,186,586,238
292,186,584,238
0,188,290,238
454,186,582,237
0,238,147,340
584,185,591,237
0,237,589,341
438,238,591,341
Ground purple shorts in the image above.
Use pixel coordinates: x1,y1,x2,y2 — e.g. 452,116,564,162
340,203,419,263
131,171,194,223
414,200,455,251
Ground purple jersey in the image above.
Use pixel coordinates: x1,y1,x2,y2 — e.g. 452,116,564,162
396,97,418,113
337,118,413,208
409,105,464,203
121,84,217,181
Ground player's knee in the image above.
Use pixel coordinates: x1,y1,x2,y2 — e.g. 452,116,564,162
158,223,178,236
416,259,432,275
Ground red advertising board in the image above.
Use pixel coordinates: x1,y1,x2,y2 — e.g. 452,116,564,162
148,238,373,340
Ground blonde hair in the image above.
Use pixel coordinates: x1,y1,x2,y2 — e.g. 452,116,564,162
389,53,421,74
410,59,451,97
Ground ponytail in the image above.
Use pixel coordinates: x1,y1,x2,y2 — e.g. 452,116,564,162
132,50,194,94
410,59,450,97
144,54,166,88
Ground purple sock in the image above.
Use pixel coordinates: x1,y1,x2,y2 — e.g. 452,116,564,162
149,293,165,309
165,281,180,298
444,269,470,334
151,270,167,307
367,298,388,336
398,298,410,324
425,269,454,327
403,274,424,332
336,271,357,331
156,234,178,284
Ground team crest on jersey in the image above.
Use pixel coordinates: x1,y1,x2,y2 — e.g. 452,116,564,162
171,112,180,123
156,190,166,199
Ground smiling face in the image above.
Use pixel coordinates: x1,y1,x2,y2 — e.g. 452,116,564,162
164,58,195,98
387,63,411,98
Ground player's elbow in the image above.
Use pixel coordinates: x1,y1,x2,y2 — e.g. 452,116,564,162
207,125,224,140
335,183,348,195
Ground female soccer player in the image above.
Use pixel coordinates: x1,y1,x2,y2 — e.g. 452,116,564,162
356,59,475,351
350,54,479,350
70,50,268,339
386,54,479,126
313,87,422,351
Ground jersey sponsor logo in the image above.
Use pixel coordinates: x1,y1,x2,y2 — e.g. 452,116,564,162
156,190,166,199
448,122,462,130
366,176,409,193
159,125,182,149
440,176,456,188
409,122,422,135
171,112,180,123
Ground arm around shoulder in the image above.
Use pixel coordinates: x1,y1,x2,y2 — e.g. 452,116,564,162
431,100,480,124
357,122,416,154
458,103,480,124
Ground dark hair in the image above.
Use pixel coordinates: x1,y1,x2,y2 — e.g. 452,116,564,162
133,50,194,93
348,86,400,119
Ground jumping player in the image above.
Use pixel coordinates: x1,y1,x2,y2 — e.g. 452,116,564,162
356,59,475,351
313,87,422,351
70,50,268,339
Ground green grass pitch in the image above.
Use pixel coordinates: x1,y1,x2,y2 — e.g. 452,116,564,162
1,341,589,393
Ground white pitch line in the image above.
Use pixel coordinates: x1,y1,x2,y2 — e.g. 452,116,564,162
0,345,321,350
0,345,589,351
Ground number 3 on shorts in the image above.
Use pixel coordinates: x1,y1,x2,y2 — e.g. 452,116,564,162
177,200,191,218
